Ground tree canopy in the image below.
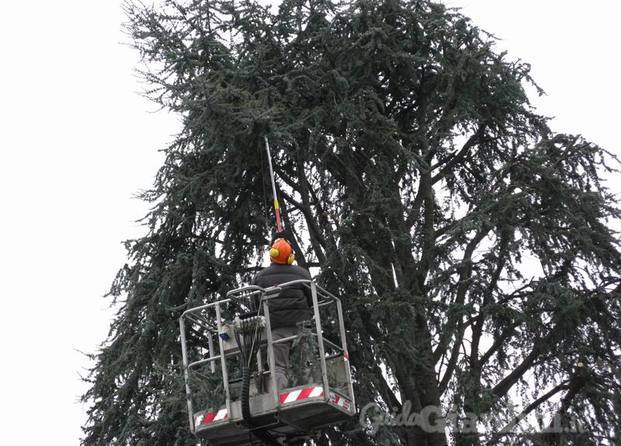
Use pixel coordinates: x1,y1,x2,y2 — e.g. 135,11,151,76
82,1,621,445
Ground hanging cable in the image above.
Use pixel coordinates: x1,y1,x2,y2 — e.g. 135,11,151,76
233,300,281,446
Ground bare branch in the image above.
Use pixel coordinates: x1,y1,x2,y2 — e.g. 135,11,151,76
432,124,486,184
486,382,570,445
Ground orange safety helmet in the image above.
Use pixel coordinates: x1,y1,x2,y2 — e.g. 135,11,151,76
269,238,295,265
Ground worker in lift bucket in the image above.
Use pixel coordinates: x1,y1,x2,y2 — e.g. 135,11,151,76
253,237,312,391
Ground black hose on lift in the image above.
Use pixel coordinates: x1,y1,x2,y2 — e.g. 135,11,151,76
235,315,281,446
240,364,280,445
241,365,251,422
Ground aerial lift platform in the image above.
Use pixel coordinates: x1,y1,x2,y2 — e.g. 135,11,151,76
179,279,355,445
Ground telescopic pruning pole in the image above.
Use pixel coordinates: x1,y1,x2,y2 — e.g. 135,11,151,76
264,136,284,233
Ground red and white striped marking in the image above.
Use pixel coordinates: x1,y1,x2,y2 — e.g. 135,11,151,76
194,387,352,429
329,391,352,412
279,386,324,405
194,408,228,428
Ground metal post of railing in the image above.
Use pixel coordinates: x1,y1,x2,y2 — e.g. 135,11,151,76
263,296,279,407
207,329,216,374
179,315,195,432
215,303,232,417
311,281,330,401
335,297,347,355
336,297,355,406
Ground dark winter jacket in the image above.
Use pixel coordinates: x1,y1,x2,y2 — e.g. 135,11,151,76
252,263,312,329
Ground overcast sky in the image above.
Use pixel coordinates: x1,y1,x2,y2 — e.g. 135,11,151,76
0,1,619,444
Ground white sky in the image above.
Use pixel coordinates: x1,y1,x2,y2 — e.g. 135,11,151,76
0,1,619,444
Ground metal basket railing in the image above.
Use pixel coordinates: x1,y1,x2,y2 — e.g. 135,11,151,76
179,279,355,432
